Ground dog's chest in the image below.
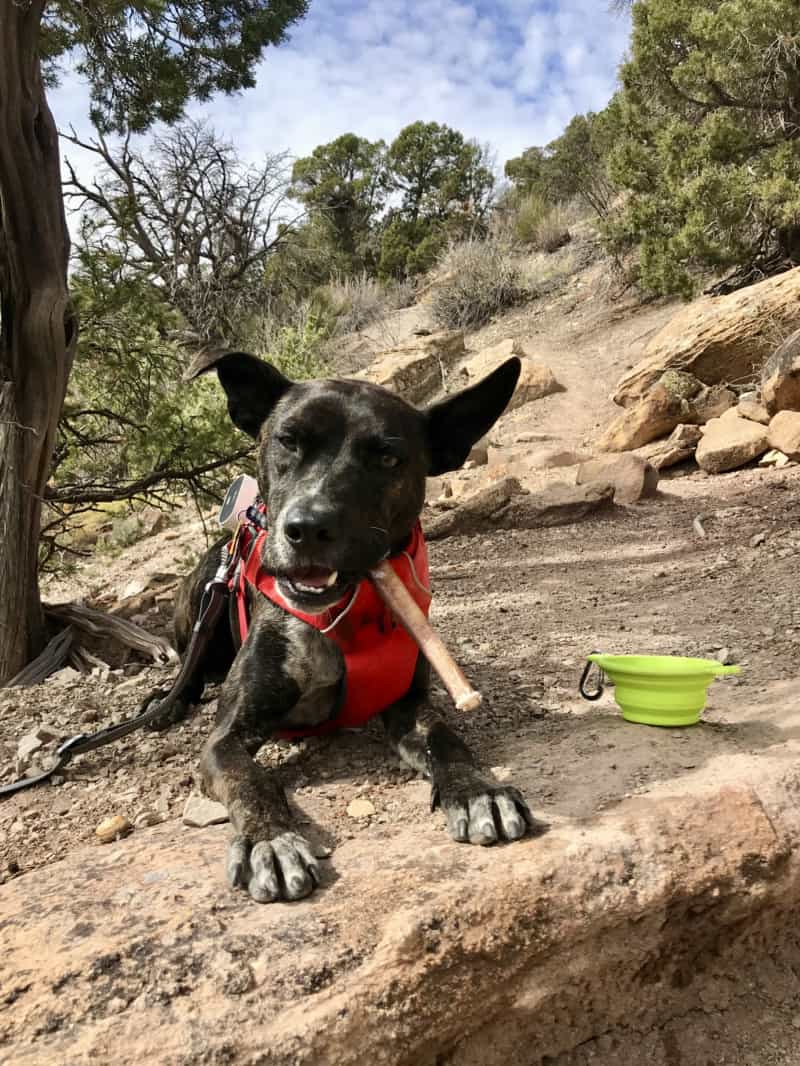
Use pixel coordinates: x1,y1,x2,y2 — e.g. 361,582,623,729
278,615,345,730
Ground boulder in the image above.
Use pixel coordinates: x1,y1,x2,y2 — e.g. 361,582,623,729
576,454,659,504
614,267,800,406
635,424,703,470
737,398,770,425
596,383,691,452
460,339,562,411
695,415,769,474
767,410,800,459
358,330,465,404
761,327,800,415
691,384,737,423
425,480,615,540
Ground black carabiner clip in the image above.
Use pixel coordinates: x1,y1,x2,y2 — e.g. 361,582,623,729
579,655,605,701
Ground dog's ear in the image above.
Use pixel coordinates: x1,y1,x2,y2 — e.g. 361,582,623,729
425,357,521,475
185,350,292,438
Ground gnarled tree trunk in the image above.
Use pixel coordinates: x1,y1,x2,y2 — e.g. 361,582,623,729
0,0,76,683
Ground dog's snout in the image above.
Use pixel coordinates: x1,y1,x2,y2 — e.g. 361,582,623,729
283,501,338,547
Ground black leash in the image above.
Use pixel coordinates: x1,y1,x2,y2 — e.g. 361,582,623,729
0,541,241,799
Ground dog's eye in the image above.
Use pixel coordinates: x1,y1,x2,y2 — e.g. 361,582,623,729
276,433,299,453
379,453,400,469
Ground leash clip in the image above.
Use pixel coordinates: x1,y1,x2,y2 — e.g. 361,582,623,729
579,653,606,702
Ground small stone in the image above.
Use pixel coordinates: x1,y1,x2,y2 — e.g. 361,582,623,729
182,793,229,828
715,647,735,665
49,666,81,686
749,532,767,548
489,765,514,782
95,815,133,844
792,1014,800,1031
16,733,44,764
346,798,376,819
134,810,164,828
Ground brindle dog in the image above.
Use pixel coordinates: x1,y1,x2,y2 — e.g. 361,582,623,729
160,351,538,903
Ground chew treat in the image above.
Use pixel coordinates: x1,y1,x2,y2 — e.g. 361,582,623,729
369,560,482,712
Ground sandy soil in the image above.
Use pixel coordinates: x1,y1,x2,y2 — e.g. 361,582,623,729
3,243,799,1063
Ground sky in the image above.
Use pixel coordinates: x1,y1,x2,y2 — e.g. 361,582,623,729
52,0,631,190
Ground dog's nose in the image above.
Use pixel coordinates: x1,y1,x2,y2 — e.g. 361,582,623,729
283,502,338,546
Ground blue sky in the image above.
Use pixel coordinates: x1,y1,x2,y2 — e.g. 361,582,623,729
53,0,630,186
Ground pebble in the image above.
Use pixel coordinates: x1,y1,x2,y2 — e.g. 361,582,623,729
95,815,133,844
715,647,736,665
182,794,229,828
346,798,376,819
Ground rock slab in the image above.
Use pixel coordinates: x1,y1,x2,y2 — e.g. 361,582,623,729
576,454,659,504
695,415,769,473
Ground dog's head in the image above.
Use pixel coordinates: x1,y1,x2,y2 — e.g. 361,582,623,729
193,351,520,612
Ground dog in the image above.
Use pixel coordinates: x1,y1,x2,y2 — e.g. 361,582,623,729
162,350,538,903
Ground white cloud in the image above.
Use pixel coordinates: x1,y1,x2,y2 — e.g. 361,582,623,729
52,0,630,217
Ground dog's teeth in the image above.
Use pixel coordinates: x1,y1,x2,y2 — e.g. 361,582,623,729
296,583,325,594
325,571,338,588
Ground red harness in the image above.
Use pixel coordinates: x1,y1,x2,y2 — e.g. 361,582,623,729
233,519,431,738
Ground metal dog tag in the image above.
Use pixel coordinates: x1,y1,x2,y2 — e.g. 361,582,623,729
218,474,260,531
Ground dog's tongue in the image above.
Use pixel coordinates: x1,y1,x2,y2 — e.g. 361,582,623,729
293,566,337,589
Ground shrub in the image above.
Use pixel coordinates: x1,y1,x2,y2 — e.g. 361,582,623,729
430,239,528,331
534,204,572,253
247,302,330,380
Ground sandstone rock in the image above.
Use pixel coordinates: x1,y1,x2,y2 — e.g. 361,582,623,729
487,444,587,471
762,327,800,414
95,815,133,844
139,506,169,537
460,340,562,411
16,732,44,766
3,771,794,1066
576,454,659,504
768,410,800,459
635,424,703,470
596,384,691,452
614,267,800,406
358,330,466,405
759,448,792,468
695,415,769,474
346,798,376,819
425,480,614,540
182,794,229,828
737,398,770,425
691,383,737,423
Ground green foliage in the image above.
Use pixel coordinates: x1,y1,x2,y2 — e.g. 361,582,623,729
246,303,331,380
290,134,388,272
505,109,619,218
607,0,800,296
52,250,251,509
42,0,309,132
430,239,528,331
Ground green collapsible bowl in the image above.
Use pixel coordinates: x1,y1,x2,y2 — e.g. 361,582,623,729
583,654,741,727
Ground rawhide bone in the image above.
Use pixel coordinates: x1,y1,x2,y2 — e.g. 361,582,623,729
369,561,482,712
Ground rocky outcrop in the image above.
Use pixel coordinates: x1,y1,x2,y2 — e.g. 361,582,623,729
761,327,800,415
576,454,659,504
635,424,703,470
695,411,769,473
425,480,615,540
358,330,466,404
460,339,562,411
3,756,800,1066
614,267,800,407
595,382,691,452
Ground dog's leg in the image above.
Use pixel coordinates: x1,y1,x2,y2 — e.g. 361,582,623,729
383,661,542,845
200,617,330,903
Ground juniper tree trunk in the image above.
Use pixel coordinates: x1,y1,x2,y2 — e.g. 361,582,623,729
0,0,76,683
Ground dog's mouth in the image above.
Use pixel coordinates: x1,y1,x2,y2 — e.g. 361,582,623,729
276,566,354,610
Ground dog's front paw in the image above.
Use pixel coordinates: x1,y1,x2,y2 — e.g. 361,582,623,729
226,831,321,903
434,772,541,846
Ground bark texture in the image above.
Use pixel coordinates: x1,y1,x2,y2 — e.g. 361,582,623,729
0,0,77,682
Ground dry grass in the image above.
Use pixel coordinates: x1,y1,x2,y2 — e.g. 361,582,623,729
430,239,528,331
